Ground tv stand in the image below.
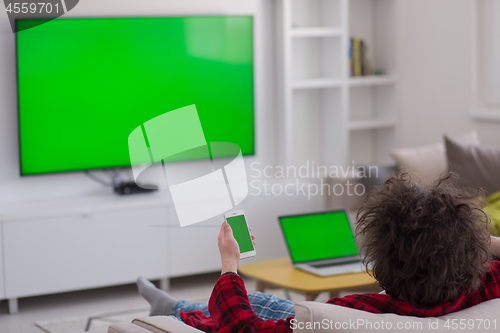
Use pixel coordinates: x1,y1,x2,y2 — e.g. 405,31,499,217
0,182,325,313
0,192,173,314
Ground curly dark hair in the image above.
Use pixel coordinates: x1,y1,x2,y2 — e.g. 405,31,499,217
356,173,492,307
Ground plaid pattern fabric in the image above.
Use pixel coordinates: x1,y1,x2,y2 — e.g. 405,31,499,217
174,300,211,319
181,261,500,333
247,292,295,320
328,260,500,317
173,292,294,320
181,274,293,333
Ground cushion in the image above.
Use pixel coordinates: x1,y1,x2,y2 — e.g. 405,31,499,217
445,136,500,196
293,298,500,333
390,131,479,183
484,191,500,235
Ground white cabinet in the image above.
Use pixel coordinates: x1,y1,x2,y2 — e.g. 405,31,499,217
0,217,5,300
3,206,169,299
168,218,222,278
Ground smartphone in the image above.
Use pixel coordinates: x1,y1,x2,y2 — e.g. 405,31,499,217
224,210,256,259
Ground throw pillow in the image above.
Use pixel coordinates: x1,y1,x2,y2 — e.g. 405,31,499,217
390,130,479,183
444,135,500,196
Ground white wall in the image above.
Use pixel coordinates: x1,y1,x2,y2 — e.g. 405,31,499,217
398,0,500,148
0,0,278,204
2,0,499,203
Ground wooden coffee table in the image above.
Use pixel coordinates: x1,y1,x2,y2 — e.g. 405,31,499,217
239,257,380,301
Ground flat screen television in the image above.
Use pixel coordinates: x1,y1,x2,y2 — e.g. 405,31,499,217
16,16,254,176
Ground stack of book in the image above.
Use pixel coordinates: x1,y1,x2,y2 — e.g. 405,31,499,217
348,37,371,77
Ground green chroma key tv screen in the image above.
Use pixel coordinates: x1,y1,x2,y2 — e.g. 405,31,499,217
17,16,254,175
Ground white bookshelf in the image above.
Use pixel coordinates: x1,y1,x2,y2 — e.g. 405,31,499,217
292,78,342,89
277,0,398,169
348,75,396,87
291,27,343,37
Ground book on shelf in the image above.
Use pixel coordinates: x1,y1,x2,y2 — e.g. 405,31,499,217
349,37,355,77
349,37,372,77
352,38,361,76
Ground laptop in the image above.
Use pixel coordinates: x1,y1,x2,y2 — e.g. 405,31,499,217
278,209,366,277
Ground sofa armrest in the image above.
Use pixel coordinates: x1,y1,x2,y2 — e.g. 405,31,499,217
108,316,204,333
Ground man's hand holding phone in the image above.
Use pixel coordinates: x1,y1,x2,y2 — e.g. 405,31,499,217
218,212,256,275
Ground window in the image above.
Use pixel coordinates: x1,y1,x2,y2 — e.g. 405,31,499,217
472,0,500,119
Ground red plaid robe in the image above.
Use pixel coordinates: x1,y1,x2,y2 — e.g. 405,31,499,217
180,261,500,333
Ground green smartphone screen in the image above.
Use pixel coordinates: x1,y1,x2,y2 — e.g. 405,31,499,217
280,211,359,263
227,215,254,253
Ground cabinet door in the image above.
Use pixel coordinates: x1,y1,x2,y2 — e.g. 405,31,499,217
3,207,168,298
0,219,5,300
168,212,221,277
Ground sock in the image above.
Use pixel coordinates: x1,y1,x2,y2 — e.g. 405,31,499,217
137,276,178,316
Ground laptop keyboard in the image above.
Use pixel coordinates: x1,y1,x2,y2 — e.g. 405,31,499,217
311,259,361,268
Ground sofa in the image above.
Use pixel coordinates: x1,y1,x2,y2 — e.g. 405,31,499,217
109,298,500,333
327,130,500,233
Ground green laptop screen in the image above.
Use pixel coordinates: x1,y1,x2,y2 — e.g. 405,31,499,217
279,211,359,263
17,16,254,175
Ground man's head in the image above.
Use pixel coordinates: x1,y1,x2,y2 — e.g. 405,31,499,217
356,173,492,306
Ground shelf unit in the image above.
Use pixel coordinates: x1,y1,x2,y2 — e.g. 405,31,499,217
348,75,396,87
292,78,342,89
277,0,398,170
291,27,342,37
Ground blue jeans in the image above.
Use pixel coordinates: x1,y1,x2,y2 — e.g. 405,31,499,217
173,291,295,321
